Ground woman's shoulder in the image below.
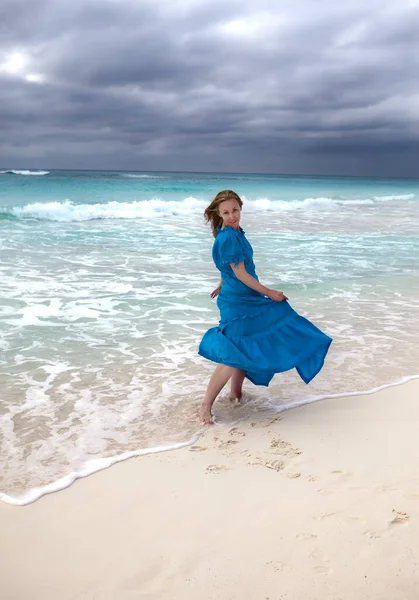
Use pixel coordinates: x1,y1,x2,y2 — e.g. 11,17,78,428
214,228,239,249
215,226,244,238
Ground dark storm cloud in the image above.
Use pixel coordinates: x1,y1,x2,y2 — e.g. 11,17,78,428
0,0,418,176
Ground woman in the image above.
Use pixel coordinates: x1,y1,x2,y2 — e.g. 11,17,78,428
198,190,332,424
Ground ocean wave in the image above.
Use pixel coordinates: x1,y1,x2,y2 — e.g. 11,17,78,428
252,197,374,210
1,193,415,222
120,173,165,179
0,169,50,176
373,193,415,201
3,198,206,222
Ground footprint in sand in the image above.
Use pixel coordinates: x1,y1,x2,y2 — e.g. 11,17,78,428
266,560,291,573
270,438,302,458
315,511,339,521
330,470,353,481
309,549,332,575
296,533,318,541
389,509,410,525
188,445,207,452
240,450,252,458
218,439,240,450
270,438,291,450
313,564,333,575
205,464,229,474
249,458,285,472
364,509,410,539
229,427,246,437
364,529,386,540
316,488,335,496
306,475,318,482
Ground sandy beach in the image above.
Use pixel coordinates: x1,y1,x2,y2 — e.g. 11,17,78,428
1,379,418,600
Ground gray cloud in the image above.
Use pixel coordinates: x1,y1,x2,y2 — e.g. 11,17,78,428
1,0,418,176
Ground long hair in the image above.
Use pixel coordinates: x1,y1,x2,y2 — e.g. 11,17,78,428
204,190,243,238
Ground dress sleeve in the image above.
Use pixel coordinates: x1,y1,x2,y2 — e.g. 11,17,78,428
217,231,246,267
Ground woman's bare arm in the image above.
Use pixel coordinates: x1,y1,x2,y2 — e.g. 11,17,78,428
210,279,223,299
231,262,288,301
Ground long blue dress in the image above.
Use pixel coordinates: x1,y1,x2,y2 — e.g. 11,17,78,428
198,225,332,386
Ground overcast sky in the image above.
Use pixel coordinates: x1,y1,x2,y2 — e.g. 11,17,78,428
1,0,418,177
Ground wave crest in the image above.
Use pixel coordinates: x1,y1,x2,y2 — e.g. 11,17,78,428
2,193,415,222
373,193,415,201
119,174,165,179
0,169,50,176
4,198,206,222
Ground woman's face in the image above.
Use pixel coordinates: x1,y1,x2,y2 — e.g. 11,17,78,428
218,198,241,230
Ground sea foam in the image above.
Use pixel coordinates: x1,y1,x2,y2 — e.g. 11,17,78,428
4,194,412,222
0,169,50,176
1,375,418,506
119,173,165,178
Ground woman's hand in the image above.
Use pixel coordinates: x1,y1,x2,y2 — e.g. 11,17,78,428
210,284,222,299
267,289,288,302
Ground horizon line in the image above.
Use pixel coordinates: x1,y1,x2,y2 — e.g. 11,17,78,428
1,167,419,182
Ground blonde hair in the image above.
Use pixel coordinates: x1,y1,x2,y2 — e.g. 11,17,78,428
204,190,243,238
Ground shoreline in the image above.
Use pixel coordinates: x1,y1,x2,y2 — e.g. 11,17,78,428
1,373,419,506
1,379,418,599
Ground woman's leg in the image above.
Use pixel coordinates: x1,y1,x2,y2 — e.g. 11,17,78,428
199,364,235,424
230,369,246,401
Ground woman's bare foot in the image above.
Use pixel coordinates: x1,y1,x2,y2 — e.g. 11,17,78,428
200,364,235,425
199,402,214,424
229,396,242,405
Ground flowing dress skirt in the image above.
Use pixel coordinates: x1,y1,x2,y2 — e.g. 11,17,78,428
199,292,332,386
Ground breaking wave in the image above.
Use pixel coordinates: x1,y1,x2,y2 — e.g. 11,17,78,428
373,194,415,201
119,173,165,179
1,194,415,222
0,169,50,176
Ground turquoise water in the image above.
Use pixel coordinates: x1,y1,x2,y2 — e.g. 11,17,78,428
1,169,419,503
